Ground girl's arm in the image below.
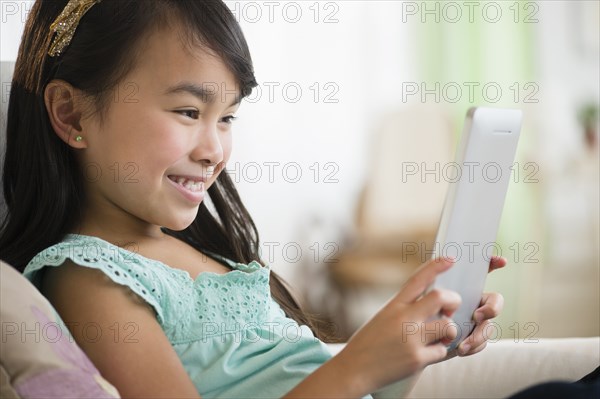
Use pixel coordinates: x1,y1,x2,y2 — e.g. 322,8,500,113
284,257,463,398
283,256,506,399
41,261,202,399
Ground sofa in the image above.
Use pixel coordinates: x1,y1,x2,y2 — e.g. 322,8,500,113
1,260,598,398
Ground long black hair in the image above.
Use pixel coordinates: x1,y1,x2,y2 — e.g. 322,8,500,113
0,0,334,341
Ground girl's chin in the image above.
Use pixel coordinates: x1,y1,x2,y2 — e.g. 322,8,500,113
162,209,202,232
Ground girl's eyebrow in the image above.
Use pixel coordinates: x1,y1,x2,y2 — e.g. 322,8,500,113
163,82,242,107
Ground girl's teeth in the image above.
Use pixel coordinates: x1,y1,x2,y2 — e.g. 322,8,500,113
170,176,204,192
183,180,203,192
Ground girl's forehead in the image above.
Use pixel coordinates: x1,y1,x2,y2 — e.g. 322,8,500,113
130,27,237,90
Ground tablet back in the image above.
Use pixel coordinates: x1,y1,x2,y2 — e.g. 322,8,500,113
430,106,522,350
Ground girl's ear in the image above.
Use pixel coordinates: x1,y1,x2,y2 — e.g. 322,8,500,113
44,80,88,149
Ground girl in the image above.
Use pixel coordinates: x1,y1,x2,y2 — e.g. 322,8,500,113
0,0,505,397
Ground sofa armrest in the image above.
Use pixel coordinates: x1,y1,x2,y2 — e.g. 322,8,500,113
327,337,600,398
410,338,599,398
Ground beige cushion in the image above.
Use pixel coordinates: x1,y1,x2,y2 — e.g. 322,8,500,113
0,365,20,399
327,338,600,398
0,261,120,398
408,337,600,398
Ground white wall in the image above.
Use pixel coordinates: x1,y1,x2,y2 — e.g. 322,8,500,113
229,1,419,283
0,1,31,61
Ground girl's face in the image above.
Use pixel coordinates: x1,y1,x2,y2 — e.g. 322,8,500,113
78,27,240,235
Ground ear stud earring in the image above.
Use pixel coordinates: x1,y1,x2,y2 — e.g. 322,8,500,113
75,136,83,142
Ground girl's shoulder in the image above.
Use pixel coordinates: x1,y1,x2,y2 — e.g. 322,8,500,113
25,233,163,281
24,234,169,323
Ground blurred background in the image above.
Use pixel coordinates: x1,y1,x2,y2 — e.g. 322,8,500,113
1,0,599,341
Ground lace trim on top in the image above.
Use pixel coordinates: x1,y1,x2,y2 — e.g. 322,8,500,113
24,234,272,342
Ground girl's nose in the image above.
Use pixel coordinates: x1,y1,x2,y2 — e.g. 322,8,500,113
190,123,223,166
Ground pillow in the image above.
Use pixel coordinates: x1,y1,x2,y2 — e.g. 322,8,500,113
0,260,120,398
0,365,19,399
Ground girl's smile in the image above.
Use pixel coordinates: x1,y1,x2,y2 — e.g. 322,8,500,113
166,174,206,203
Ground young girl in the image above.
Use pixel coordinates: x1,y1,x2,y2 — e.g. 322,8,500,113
0,0,505,397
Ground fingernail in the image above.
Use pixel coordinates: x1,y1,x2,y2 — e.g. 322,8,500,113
473,311,484,323
459,343,471,355
444,256,456,264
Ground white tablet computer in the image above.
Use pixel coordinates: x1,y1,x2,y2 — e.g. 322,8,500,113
426,106,522,350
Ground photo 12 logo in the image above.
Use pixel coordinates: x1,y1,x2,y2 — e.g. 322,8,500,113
1,320,140,345
401,161,540,184
402,81,539,104
401,1,540,24
401,240,540,264
225,161,340,184
226,1,340,24
244,81,340,104
1,1,34,24
400,320,540,345
259,240,340,264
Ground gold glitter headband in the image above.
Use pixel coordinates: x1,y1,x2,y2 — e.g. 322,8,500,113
48,0,102,57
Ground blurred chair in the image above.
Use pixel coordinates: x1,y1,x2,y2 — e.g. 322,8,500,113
356,104,455,240
326,104,456,338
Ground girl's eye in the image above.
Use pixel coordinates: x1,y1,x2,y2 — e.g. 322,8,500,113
176,109,200,119
220,115,237,125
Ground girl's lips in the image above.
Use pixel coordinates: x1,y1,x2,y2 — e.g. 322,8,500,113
167,175,205,203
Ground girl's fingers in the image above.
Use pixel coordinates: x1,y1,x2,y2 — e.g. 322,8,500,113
456,292,504,355
421,318,459,345
458,336,489,357
473,292,504,323
488,256,507,273
470,340,488,356
457,319,494,355
395,257,456,304
419,343,449,366
413,288,462,320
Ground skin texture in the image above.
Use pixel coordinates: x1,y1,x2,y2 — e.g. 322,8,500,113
42,22,506,399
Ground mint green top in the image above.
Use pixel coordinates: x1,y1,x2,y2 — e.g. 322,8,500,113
23,234,372,398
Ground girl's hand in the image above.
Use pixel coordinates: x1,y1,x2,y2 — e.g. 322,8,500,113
335,257,462,395
455,255,506,357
